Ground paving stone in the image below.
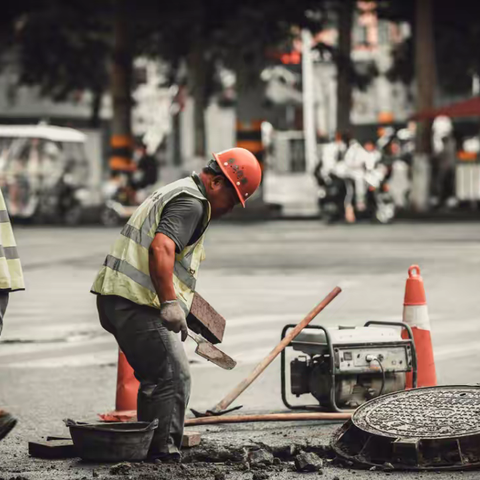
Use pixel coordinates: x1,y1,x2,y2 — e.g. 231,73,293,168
295,452,324,472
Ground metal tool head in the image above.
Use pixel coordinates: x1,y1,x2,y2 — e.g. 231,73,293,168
188,330,237,370
190,405,243,418
194,339,237,370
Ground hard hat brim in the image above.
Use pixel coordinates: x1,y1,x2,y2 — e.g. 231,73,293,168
212,152,246,207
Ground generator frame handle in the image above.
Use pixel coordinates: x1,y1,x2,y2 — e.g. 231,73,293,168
281,322,418,413
281,324,332,412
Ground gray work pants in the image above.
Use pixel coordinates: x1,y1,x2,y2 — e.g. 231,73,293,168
0,291,9,337
96,295,191,457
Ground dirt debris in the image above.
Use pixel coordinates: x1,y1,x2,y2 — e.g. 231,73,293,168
110,462,133,475
183,442,247,464
252,472,270,480
295,452,324,472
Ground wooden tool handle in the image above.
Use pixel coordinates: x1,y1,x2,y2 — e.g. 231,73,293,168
211,286,342,413
185,411,350,426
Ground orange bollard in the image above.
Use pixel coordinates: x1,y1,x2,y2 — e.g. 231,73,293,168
98,349,139,422
402,265,437,388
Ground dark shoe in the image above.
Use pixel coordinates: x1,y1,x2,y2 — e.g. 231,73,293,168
0,412,17,441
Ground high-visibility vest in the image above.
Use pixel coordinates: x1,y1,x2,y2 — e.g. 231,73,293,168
0,188,25,291
91,176,211,314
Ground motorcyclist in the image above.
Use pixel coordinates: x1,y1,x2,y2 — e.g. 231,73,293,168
316,132,373,223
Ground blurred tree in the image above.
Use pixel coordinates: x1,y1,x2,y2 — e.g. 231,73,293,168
379,0,436,210
378,0,480,209
15,0,112,128
380,0,480,97
0,1,38,60
144,0,325,159
335,0,355,136
15,0,158,173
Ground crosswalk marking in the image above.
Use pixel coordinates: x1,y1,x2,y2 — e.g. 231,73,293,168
1,313,479,370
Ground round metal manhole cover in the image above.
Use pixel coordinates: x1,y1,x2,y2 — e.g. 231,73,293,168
353,385,480,439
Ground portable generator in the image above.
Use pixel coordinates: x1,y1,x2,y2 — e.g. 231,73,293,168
281,321,417,412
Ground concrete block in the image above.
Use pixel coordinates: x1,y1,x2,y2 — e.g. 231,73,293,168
294,452,323,472
187,293,225,344
28,439,76,459
182,431,201,448
248,449,274,467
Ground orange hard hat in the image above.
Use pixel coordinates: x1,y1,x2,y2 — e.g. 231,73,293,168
212,147,262,207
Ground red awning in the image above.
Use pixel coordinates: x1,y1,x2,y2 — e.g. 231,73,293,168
412,97,480,120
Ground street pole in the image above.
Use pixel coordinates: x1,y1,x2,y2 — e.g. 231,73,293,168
302,29,317,172
110,0,134,176
335,0,353,137
412,0,436,211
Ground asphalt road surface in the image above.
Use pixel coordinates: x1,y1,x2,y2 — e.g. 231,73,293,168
0,220,479,478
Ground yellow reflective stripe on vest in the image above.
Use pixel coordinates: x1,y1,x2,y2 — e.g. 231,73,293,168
120,224,152,249
104,254,156,293
0,192,7,211
142,187,205,237
0,190,25,291
0,246,19,260
103,251,197,293
118,223,198,291
91,176,210,312
0,210,9,223
120,186,206,249
173,260,197,291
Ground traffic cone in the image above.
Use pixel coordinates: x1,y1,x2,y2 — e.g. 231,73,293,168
98,349,139,422
402,265,437,388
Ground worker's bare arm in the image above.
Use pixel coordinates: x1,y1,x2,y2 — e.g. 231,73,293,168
149,233,177,303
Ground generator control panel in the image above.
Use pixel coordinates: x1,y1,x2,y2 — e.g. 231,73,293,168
334,344,412,374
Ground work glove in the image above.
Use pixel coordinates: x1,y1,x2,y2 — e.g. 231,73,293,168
159,300,188,342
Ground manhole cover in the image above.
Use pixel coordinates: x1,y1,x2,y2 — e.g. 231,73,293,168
355,386,480,438
331,386,480,471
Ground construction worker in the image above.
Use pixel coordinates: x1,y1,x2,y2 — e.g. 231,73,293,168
91,148,262,462
0,187,25,441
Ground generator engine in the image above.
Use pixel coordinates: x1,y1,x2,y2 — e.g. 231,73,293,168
281,322,416,412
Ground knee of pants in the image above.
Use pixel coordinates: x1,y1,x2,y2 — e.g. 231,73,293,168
140,360,191,400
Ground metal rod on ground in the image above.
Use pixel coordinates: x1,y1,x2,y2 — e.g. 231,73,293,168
185,412,351,426
206,286,342,415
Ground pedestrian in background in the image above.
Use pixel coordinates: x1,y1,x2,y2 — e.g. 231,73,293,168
0,187,25,441
91,148,262,462
131,142,158,191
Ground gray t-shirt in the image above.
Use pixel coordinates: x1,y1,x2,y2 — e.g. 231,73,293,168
155,194,205,253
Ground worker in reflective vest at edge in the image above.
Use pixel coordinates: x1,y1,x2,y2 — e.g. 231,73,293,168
0,187,25,442
91,148,262,462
